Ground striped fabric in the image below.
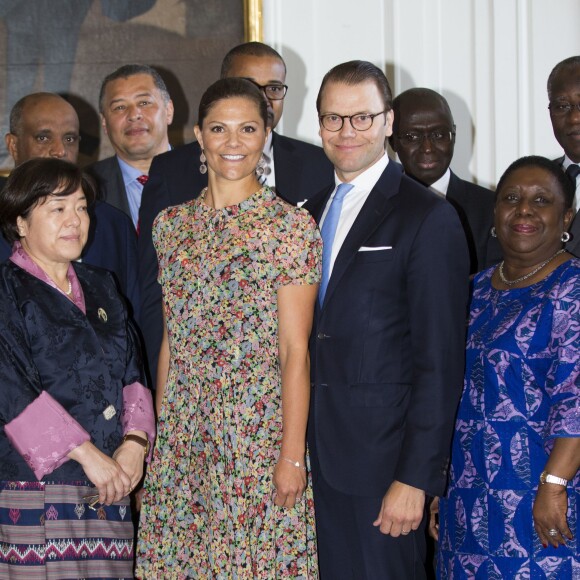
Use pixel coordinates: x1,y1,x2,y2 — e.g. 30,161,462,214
0,481,133,579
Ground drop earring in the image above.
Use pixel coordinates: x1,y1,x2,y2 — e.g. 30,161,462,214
490,227,497,238
255,154,266,177
561,231,571,243
199,151,207,175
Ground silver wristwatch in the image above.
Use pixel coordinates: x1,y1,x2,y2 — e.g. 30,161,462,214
539,470,568,486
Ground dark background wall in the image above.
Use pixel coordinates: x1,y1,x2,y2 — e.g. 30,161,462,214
0,0,244,168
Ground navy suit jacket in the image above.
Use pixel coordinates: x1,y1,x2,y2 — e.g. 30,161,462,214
86,156,131,217
446,171,502,273
305,161,469,498
137,133,333,386
554,155,580,258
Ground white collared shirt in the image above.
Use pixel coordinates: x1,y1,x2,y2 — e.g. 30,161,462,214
562,155,580,213
429,168,451,198
262,131,275,188
320,153,390,278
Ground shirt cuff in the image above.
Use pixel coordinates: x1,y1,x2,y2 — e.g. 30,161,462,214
4,391,91,480
121,382,155,462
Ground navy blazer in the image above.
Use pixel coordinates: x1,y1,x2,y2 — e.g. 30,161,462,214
446,170,502,273
86,155,131,217
137,133,333,386
305,161,469,498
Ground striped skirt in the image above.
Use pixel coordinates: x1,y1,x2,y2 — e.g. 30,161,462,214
0,480,134,579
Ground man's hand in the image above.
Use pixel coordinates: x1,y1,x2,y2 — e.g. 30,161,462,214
373,480,425,536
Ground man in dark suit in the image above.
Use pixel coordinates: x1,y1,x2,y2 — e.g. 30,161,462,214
306,61,469,579
138,42,333,386
390,88,501,274
1,93,139,317
547,56,580,257
87,64,174,228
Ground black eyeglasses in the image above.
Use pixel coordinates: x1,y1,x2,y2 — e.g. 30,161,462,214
319,111,387,132
396,130,455,146
549,102,580,116
248,81,288,101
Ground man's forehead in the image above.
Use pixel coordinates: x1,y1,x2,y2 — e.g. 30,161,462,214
228,55,285,80
104,75,159,98
22,102,78,129
551,70,580,92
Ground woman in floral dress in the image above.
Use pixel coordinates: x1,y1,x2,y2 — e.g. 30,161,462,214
137,78,321,578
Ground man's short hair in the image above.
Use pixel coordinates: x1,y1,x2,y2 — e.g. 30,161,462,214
98,64,170,113
316,60,393,114
220,42,286,78
9,92,66,134
547,56,580,99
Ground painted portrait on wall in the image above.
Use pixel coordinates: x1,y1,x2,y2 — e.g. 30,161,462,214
0,0,249,168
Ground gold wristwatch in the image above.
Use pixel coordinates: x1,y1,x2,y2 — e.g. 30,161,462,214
539,470,567,486
123,433,150,457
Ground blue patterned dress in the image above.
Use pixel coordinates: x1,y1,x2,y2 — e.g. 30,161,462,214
438,260,580,579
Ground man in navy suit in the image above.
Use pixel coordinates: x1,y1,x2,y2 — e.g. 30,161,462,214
87,64,174,228
1,93,139,316
390,88,501,274
138,42,334,386
547,56,580,257
306,61,469,579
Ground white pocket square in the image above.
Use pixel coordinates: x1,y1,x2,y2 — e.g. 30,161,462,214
358,246,392,252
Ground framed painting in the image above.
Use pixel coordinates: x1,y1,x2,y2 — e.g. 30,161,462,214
0,0,263,169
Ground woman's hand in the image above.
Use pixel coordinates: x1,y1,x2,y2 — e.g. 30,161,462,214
112,437,146,492
68,441,132,505
273,458,307,509
429,496,440,541
533,483,573,548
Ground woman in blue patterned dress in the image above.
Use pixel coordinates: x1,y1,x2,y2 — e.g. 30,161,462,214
434,156,580,578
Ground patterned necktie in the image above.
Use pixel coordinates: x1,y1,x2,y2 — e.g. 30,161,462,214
566,164,580,182
319,183,354,304
134,175,149,235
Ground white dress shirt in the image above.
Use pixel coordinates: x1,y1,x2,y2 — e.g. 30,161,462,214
262,131,275,188
320,153,390,278
429,168,451,198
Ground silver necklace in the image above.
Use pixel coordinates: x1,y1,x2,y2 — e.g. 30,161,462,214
498,249,565,286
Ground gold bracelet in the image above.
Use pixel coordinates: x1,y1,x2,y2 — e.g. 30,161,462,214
280,456,306,471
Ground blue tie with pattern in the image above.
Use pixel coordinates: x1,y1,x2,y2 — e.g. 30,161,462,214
319,183,354,304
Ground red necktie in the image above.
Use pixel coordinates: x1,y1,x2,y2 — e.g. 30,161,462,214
135,175,149,235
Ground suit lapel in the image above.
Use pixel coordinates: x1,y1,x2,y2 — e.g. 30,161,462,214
272,132,299,197
321,162,402,309
554,156,580,257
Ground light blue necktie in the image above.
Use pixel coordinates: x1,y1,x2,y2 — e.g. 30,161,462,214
319,183,354,303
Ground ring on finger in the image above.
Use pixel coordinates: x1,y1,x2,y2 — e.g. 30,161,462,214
401,530,410,535
548,528,559,537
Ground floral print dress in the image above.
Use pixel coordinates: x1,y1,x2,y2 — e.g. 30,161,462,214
136,187,321,579
438,261,580,579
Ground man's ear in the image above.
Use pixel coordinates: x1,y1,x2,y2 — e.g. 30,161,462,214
5,132,18,164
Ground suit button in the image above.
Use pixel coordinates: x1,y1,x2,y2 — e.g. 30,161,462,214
317,332,327,340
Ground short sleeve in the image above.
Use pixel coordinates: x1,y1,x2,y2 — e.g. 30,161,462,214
543,271,580,446
274,207,322,288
